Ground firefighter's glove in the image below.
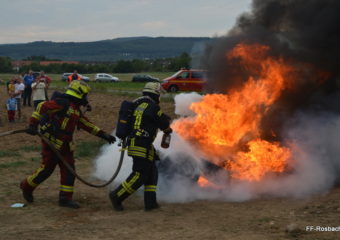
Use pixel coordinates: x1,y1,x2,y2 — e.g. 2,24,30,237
100,132,116,144
163,127,173,134
86,104,92,112
164,114,171,121
26,125,38,136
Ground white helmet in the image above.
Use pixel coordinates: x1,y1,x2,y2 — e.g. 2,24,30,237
143,82,162,95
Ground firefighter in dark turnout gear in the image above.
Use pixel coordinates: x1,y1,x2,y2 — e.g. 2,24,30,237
20,80,116,209
109,82,172,211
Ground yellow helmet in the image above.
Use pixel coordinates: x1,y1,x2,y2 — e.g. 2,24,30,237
143,82,162,95
65,80,90,99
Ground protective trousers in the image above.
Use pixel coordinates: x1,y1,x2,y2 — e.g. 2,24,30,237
20,141,76,201
112,156,158,209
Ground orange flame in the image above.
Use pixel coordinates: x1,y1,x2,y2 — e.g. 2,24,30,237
173,43,295,181
197,176,221,189
197,176,211,187
228,139,291,181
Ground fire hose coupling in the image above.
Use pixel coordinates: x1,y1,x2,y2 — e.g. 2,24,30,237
117,139,128,151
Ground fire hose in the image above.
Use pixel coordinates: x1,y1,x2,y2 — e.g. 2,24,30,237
0,129,124,188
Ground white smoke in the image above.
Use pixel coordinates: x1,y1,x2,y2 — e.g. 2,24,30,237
93,93,340,202
174,92,202,116
93,141,132,190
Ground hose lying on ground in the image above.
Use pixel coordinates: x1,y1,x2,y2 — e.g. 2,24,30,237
0,129,123,188
0,129,27,137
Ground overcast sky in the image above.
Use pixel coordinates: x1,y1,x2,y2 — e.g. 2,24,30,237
0,0,252,44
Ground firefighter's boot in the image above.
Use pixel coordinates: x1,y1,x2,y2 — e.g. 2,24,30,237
109,192,124,211
59,189,80,209
109,187,131,211
20,180,35,203
59,199,80,209
144,191,160,211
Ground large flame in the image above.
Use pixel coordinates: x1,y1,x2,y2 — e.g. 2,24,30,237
173,43,296,181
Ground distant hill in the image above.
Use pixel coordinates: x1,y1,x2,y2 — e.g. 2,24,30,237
0,37,210,62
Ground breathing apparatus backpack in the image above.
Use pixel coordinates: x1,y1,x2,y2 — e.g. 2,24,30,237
39,91,70,134
116,100,135,140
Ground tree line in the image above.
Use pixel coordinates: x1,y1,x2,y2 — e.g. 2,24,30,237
0,37,209,61
0,52,191,74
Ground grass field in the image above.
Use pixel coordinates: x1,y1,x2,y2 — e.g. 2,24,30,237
0,72,175,93
0,72,174,83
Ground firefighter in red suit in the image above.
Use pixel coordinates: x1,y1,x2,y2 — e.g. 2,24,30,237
20,80,116,209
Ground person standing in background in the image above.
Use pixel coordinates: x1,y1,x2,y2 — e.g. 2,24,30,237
6,93,17,122
68,70,81,83
31,77,47,108
14,77,25,120
36,71,52,100
23,70,35,107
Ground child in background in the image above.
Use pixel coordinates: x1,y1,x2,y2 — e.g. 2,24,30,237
7,78,15,95
6,93,17,122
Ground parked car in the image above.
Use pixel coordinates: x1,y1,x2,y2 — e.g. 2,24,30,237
79,74,90,82
94,73,119,82
161,69,206,92
61,73,90,82
61,73,73,81
131,74,159,82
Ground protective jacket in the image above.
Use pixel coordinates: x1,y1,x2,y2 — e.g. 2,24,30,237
30,98,104,150
127,96,170,161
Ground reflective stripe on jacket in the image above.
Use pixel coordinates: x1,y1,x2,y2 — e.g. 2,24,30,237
127,96,170,160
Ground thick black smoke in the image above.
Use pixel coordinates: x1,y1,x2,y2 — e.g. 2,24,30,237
201,0,340,140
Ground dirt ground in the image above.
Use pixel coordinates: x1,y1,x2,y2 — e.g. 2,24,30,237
0,86,339,240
